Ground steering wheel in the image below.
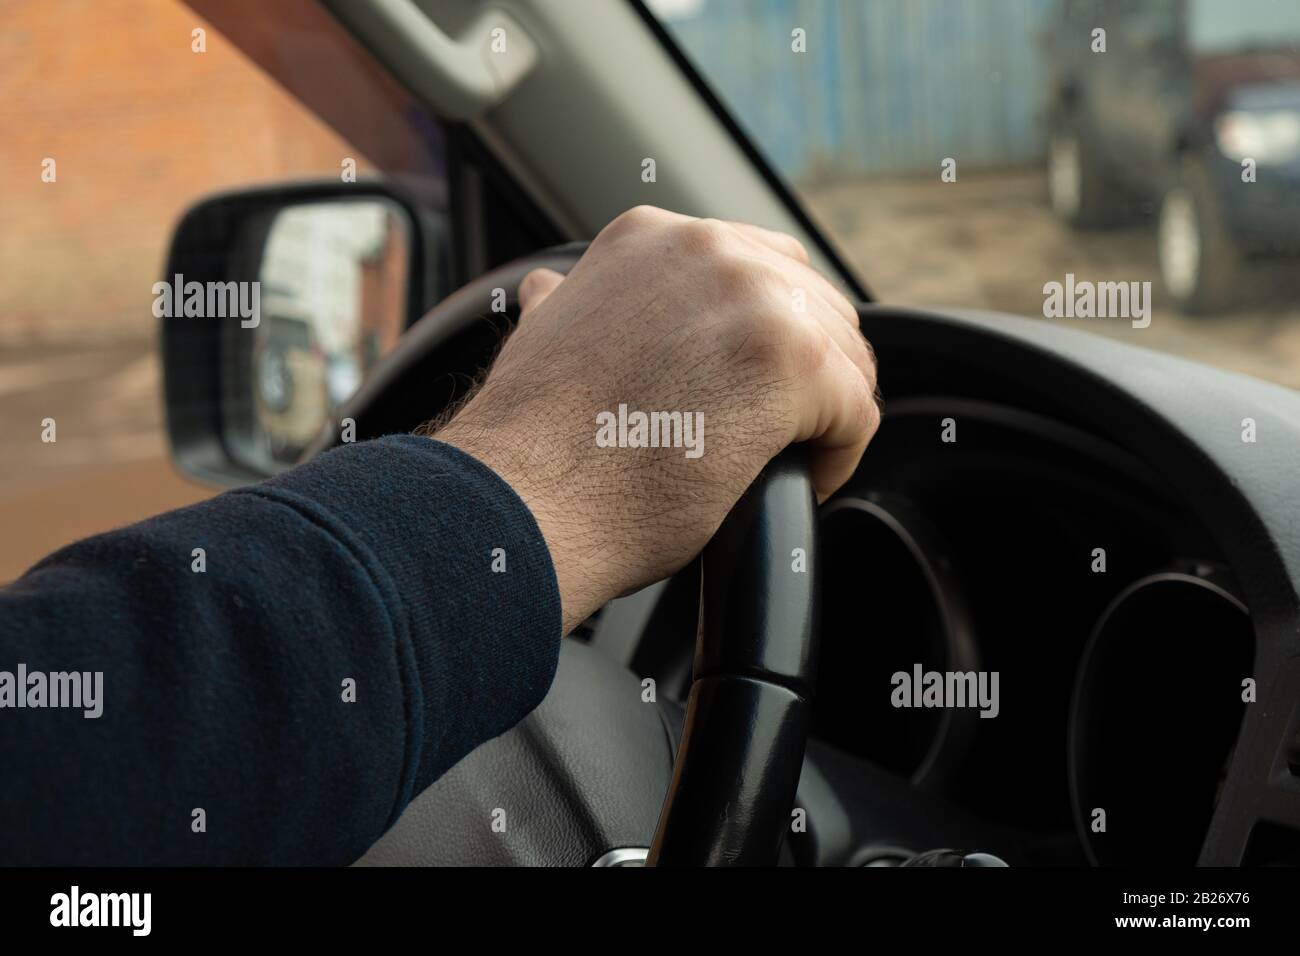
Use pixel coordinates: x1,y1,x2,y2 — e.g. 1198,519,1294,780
315,245,819,866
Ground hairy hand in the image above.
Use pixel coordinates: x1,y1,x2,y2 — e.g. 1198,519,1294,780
437,206,880,634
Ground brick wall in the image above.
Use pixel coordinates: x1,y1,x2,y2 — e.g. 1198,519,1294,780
0,0,376,345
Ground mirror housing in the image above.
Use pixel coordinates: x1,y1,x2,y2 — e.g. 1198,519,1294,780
160,180,448,485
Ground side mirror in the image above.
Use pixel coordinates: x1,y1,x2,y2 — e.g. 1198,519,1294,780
160,181,448,485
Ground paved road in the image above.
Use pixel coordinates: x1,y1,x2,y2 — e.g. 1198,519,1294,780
0,340,210,582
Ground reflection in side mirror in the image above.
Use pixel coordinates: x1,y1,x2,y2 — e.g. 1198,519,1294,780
238,202,410,470
160,181,447,486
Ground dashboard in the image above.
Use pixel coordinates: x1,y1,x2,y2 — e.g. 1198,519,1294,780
589,304,1300,867
603,396,1253,865
815,399,1250,865
349,268,1300,866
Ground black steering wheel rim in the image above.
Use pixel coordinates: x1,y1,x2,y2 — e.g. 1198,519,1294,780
648,444,818,865
317,244,820,867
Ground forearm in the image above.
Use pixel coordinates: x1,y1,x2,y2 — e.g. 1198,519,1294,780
0,436,561,864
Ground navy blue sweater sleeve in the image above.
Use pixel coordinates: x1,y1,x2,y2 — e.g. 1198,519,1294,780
0,436,562,865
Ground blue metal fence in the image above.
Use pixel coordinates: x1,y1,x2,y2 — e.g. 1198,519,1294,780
660,0,1058,178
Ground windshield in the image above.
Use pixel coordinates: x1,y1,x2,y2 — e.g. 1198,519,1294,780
647,0,1300,390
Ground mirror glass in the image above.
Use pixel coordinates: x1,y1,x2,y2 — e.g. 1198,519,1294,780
225,199,411,472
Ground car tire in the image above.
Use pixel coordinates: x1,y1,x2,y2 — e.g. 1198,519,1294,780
1158,157,1242,316
1048,122,1130,228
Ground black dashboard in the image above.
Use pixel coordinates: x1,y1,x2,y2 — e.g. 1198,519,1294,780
589,304,1300,867
817,398,1249,865
350,274,1300,867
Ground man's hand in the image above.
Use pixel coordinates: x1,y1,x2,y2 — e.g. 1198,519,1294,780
437,206,880,634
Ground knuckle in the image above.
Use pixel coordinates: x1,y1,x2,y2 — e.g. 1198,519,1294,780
781,234,811,262
621,204,663,227
712,252,768,296
681,217,733,256
600,204,662,241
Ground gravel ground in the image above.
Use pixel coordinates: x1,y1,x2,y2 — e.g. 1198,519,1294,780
802,168,1300,390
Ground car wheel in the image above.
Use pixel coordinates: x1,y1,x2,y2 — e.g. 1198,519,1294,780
1158,158,1241,315
1048,124,1129,228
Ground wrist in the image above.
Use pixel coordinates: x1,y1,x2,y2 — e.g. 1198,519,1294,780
434,412,599,635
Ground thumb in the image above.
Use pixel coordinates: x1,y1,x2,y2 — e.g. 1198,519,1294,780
518,268,565,318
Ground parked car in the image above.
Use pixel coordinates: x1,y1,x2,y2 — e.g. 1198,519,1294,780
1047,0,1300,312
252,306,329,460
